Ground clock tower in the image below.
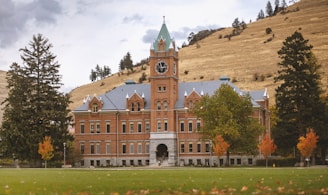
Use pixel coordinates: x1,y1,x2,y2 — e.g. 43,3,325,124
149,17,179,166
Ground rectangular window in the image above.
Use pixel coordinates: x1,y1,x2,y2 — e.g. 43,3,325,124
122,144,126,154
138,123,142,133
145,122,150,132
130,122,134,133
230,158,235,165
90,123,94,133
180,122,184,132
96,123,100,133
106,122,110,133
237,158,241,165
248,158,253,165
180,143,185,153
145,143,150,153
106,143,110,154
196,120,201,132
90,143,95,154
197,143,201,153
164,120,168,131
80,122,85,134
138,143,142,154
130,143,134,154
122,122,126,133
80,143,85,154
157,120,161,131
188,121,193,132
189,143,193,153
205,143,210,153
96,143,100,154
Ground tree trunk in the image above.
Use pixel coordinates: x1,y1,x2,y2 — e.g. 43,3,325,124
225,150,230,167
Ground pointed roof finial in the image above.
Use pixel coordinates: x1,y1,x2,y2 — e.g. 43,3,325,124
163,16,165,24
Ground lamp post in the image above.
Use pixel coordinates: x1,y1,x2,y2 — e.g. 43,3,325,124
63,142,66,166
210,140,213,167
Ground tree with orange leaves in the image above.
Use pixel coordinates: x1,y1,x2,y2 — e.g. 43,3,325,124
297,128,319,165
258,133,277,167
212,135,230,167
38,136,54,168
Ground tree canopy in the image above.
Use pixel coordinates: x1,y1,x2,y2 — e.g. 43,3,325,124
297,128,318,159
0,34,73,167
273,31,327,158
193,84,263,165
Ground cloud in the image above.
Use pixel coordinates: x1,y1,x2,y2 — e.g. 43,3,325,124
122,14,144,24
0,0,62,48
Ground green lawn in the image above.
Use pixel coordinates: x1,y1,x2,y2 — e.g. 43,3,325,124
1,167,327,195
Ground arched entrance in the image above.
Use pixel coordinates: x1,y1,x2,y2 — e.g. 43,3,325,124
156,144,168,162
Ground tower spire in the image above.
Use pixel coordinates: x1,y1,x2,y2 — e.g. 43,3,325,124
163,16,165,24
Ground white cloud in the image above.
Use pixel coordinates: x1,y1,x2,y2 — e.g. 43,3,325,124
0,0,273,92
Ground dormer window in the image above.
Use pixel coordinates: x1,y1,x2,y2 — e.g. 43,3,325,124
189,101,193,109
131,103,135,111
137,102,141,111
92,103,98,113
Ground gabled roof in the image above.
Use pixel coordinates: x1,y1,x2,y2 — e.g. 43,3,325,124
74,80,265,112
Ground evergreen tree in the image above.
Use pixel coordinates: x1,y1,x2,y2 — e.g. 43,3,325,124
193,84,263,166
257,9,265,20
273,31,326,157
89,69,97,81
0,34,73,167
266,1,274,17
281,0,287,9
119,52,133,71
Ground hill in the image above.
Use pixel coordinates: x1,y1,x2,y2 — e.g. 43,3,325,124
69,0,328,111
0,0,327,118
0,70,7,124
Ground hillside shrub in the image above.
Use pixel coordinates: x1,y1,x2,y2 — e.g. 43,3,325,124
265,27,272,34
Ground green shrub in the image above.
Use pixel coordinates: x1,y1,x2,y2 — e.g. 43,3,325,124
256,157,297,167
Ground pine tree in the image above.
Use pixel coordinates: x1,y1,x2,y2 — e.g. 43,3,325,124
257,9,265,20
0,34,73,167
273,31,326,157
266,1,273,17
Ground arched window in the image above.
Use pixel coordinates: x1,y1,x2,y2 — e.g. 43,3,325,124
137,102,141,111
92,103,98,112
131,103,134,111
164,101,168,110
189,100,193,109
157,101,161,110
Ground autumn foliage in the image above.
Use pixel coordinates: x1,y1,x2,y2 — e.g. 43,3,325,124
258,133,277,158
213,135,230,158
297,128,319,158
38,136,54,168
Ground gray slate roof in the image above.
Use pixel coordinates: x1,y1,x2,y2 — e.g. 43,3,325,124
74,80,266,112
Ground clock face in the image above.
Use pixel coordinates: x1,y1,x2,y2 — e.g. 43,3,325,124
155,61,168,74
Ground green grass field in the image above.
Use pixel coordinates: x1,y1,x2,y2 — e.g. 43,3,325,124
1,167,327,195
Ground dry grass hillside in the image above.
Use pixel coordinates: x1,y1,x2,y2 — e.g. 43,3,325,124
69,0,328,110
0,70,7,124
0,0,327,117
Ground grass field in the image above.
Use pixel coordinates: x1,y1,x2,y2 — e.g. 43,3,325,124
1,167,328,195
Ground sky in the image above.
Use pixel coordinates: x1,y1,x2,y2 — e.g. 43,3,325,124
0,0,279,92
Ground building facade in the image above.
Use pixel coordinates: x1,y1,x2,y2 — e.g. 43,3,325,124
73,20,270,167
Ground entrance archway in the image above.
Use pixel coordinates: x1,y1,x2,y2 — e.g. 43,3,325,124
156,144,168,162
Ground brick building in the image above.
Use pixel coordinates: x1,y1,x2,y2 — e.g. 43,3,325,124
73,20,270,167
